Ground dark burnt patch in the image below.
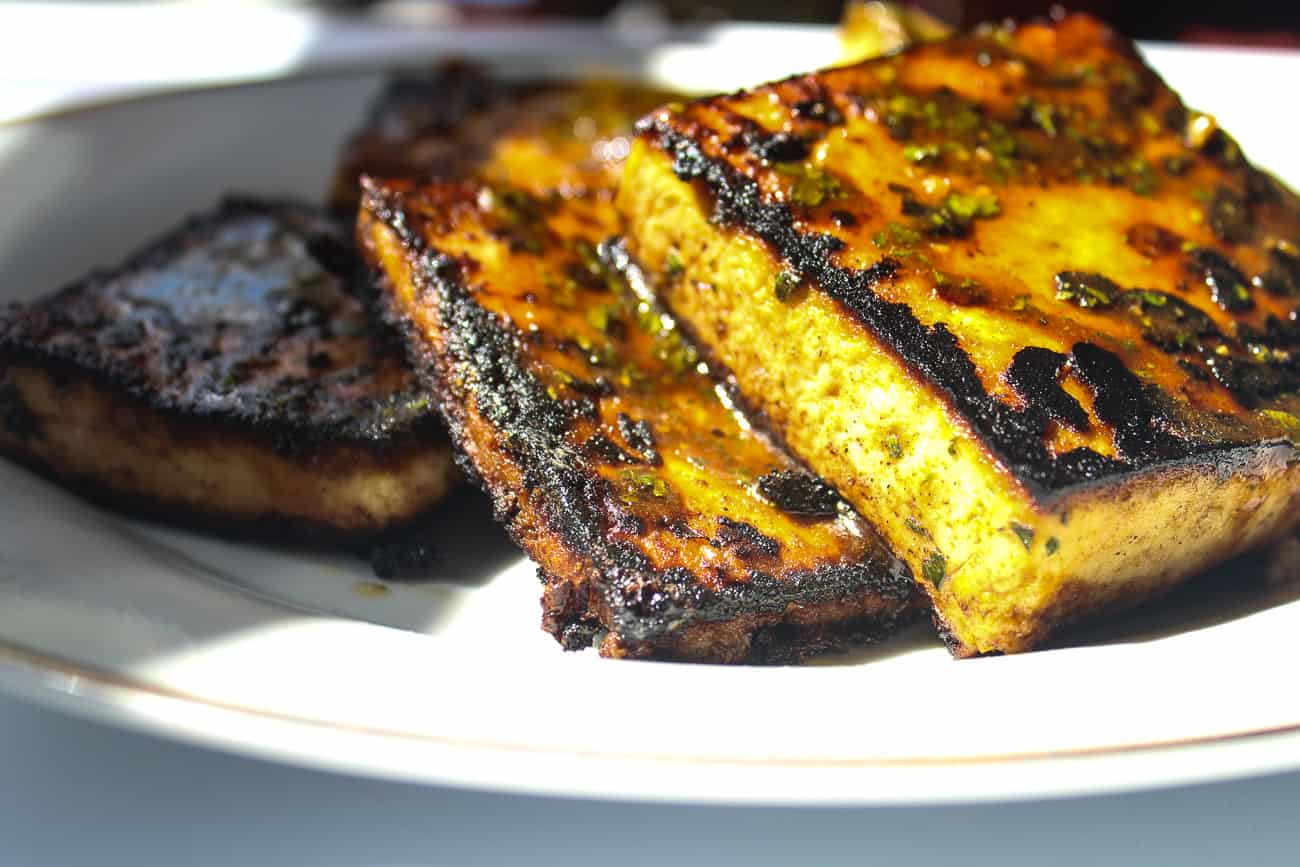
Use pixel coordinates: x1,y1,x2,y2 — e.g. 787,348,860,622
1203,355,1296,409
616,412,661,465
791,96,845,127
1005,347,1090,432
329,61,546,214
1070,342,1190,462
1205,186,1251,245
0,197,445,457
1123,290,1219,352
714,516,781,559
1054,271,1120,309
756,469,841,518
1189,248,1253,313
584,433,641,465
1258,244,1300,297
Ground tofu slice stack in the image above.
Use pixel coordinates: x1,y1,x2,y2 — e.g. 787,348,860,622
358,82,920,663
617,13,1300,655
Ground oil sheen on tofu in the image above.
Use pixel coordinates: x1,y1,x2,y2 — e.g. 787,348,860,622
618,13,1300,655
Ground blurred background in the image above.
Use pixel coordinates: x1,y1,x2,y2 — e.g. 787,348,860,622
5,0,1296,133
318,0,1298,46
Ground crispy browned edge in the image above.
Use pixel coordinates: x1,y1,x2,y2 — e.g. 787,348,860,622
359,179,921,663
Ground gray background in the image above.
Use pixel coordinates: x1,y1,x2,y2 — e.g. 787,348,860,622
1,692,1297,867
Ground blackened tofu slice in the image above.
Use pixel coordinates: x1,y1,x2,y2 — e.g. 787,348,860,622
617,13,1300,655
330,63,675,213
0,198,456,542
360,174,919,663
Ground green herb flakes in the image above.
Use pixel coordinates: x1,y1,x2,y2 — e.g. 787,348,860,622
1011,522,1035,551
1054,271,1120,309
775,270,801,302
775,162,845,208
922,551,947,587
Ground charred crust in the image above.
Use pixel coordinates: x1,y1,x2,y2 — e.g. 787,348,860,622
1070,342,1189,461
616,412,661,465
755,469,841,518
584,433,642,465
1189,247,1254,313
713,516,781,559
742,613,906,665
1005,347,1090,432
0,197,444,457
366,186,918,657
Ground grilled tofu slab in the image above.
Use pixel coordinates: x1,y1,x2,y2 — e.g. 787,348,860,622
0,198,455,542
618,13,1300,655
358,90,920,661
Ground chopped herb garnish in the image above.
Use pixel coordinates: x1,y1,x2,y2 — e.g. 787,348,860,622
1045,537,1060,557
922,551,947,587
1054,271,1120,308
586,304,620,334
1163,154,1192,176
905,516,930,538
774,270,801,302
774,162,845,208
1011,522,1035,551
902,143,942,165
618,469,669,502
873,221,922,250
664,249,684,278
1261,409,1300,440
942,189,1001,221
885,433,904,459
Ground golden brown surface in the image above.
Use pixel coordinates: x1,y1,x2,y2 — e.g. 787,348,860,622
358,84,919,662
331,65,675,212
0,198,456,542
619,13,1300,655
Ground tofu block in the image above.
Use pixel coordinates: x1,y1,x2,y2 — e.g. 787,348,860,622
618,13,1300,655
0,198,456,542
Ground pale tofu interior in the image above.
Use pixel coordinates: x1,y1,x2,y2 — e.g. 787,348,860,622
0,366,455,535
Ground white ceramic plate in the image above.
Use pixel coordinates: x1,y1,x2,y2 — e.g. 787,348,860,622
2,26,1300,806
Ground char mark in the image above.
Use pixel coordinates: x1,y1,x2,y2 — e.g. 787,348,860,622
644,122,1217,494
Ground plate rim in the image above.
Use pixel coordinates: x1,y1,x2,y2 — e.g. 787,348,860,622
6,638,1300,805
